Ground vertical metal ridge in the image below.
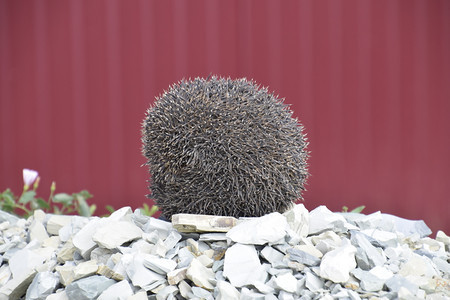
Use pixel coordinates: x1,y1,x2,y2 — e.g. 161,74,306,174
69,0,90,189
105,0,124,202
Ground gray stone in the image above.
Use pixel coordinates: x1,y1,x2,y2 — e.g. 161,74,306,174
29,220,49,244
273,272,298,293
143,254,177,274
308,206,348,235
65,275,116,300
192,286,214,300
380,213,432,238
186,258,215,290
319,240,357,283
25,271,59,300
240,287,265,300
72,218,102,259
385,274,419,294
92,221,143,249
199,233,228,241
304,271,323,292
350,231,386,270
163,231,182,250
223,243,267,287
46,215,73,236
260,246,284,265
215,280,240,300
287,248,320,266
226,213,288,245
176,247,194,269
352,267,393,292
172,214,237,233
9,249,45,280
143,218,173,239
283,204,309,238
97,280,133,300
125,254,165,291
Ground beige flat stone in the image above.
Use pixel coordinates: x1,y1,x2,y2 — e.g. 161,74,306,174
172,214,237,233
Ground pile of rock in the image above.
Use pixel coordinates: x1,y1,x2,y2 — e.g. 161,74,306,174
0,204,448,300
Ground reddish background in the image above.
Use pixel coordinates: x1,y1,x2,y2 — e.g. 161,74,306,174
1,0,449,234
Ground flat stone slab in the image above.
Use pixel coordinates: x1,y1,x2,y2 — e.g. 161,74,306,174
172,214,237,232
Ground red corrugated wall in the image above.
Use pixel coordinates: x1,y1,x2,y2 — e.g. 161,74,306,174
1,0,449,234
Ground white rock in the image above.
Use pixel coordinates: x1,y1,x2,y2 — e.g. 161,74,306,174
305,271,323,292
9,249,45,280
72,218,102,258
73,260,99,282
191,286,213,300
260,246,284,265
65,275,116,300
399,253,438,277
46,215,73,236
163,231,182,250
360,228,399,248
45,290,69,300
25,271,59,300
143,218,173,239
308,206,348,235
351,231,386,270
167,267,187,285
106,207,133,222
0,268,36,300
172,214,237,233
239,287,265,300
311,230,342,254
156,285,178,300
215,280,240,300
125,254,165,291
186,258,215,290
380,213,432,238
223,243,267,287
126,291,147,300
178,280,192,298
273,272,298,293
92,221,143,249
287,248,320,266
352,267,394,292
56,240,77,263
319,240,357,283
29,220,50,244
142,254,177,274
97,280,134,300
283,204,309,238
226,213,288,245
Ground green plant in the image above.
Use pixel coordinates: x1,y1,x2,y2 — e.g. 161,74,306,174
142,76,309,218
342,205,366,213
0,169,96,218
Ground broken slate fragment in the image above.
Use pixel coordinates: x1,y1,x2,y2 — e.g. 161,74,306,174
283,204,310,238
186,258,215,290
223,243,267,287
319,240,357,283
226,212,289,245
97,280,133,300
172,214,237,233
25,271,59,300
287,248,321,266
308,206,348,235
92,221,143,249
65,275,116,300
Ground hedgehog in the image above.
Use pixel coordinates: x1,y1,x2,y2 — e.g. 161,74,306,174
142,76,309,219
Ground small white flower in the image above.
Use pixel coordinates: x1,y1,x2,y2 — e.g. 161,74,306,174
23,168,39,187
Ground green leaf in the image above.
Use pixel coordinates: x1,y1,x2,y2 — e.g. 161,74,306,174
36,198,50,210
148,205,159,216
89,204,97,216
2,192,16,207
105,205,115,213
19,191,36,204
77,196,91,217
342,206,348,212
350,205,365,213
53,193,73,206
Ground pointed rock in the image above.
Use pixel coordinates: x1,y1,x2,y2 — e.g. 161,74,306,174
226,213,288,245
25,271,59,300
172,214,237,233
319,240,357,283
97,280,133,300
283,204,309,238
186,258,215,290
92,221,142,249
65,275,116,300
223,243,267,287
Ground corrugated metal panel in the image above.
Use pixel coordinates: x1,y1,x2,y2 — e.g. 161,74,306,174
0,0,449,234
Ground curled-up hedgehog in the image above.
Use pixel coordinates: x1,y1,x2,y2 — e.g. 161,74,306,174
142,76,309,218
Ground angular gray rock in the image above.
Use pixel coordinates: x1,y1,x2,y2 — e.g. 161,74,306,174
65,275,116,300
226,212,289,245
